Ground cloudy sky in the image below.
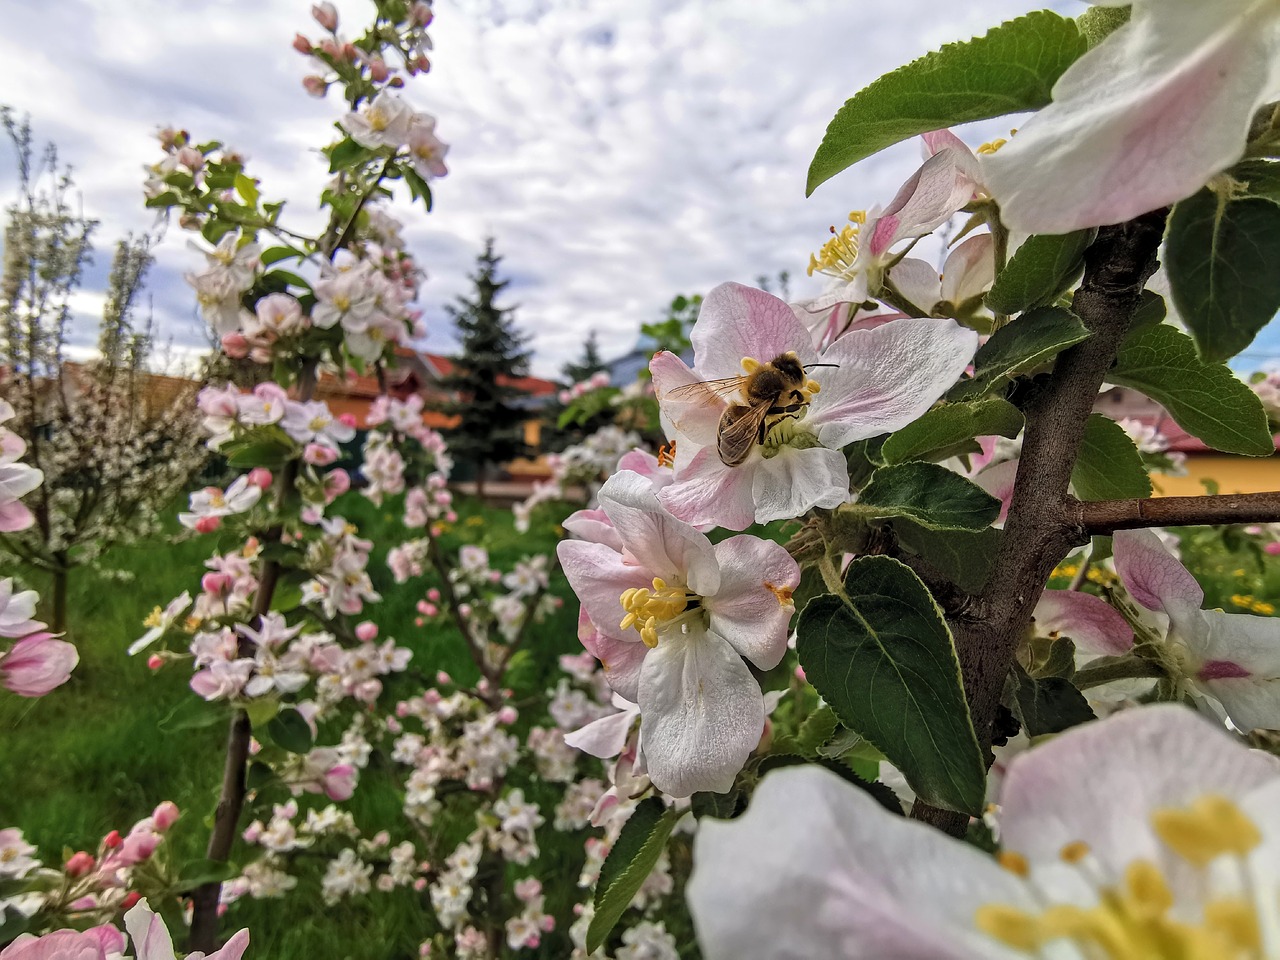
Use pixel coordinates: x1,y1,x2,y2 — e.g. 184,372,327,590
5,0,1270,379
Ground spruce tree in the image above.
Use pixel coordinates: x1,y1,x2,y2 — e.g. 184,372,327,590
438,237,532,499
559,329,606,384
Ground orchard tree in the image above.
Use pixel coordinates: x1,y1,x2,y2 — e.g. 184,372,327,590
438,237,531,499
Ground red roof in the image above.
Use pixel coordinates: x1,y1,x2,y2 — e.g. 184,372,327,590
422,354,558,397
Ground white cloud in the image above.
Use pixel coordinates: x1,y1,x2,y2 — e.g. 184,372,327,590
1,0,1104,379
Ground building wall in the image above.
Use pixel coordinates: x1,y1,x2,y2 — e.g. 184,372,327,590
1153,456,1280,496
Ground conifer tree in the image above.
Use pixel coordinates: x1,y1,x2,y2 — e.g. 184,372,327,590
559,329,606,385
438,237,531,499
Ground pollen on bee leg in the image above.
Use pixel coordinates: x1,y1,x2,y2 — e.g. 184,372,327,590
740,357,762,374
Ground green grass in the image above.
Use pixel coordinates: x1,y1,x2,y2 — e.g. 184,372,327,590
0,494,622,959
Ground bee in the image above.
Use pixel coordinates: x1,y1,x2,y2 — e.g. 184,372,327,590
666,352,833,467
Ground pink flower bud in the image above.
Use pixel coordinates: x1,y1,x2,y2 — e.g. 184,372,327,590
355,621,378,642
338,413,357,428
176,146,204,171
426,588,441,602
319,38,339,58
435,670,451,685
410,1,433,26
302,75,329,99
248,467,274,490
355,678,382,703
152,801,181,832
305,443,339,466
369,58,390,82
221,332,250,358
103,830,123,849
414,616,424,627
120,892,142,910
202,572,233,595
458,603,472,617
385,716,402,734
1266,541,1280,556
194,515,222,535
311,1,338,31
322,763,357,801
325,468,351,499
497,706,517,725
794,664,807,682
65,851,95,877
414,877,427,892
292,33,312,54
147,654,164,671
242,822,262,843
422,603,437,617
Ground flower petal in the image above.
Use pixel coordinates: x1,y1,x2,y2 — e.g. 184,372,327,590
1000,705,1280,887
651,350,722,452
704,535,799,670
1192,609,1280,732
982,5,1280,233
659,446,760,532
557,540,654,642
564,707,636,759
580,608,647,703
1112,529,1204,614
638,628,763,797
1034,589,1133,656
749,445,849,525
598,471,720,595
811,318,978,449
689,765,1031,960
689,282,818,380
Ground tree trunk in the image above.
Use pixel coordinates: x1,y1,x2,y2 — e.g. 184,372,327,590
50,560,68,634
475,460,487,504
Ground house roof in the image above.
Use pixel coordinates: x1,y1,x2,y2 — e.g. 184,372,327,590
419,353,558,397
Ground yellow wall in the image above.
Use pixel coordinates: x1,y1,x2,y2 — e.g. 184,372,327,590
1153,455,1280,496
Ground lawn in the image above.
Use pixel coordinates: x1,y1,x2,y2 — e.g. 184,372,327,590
0,492,597,959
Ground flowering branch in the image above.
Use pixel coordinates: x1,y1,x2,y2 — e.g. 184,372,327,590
1071,490,1280,534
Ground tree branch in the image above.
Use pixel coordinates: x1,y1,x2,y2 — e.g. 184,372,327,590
1072,491,1280,534
910,209,1168,836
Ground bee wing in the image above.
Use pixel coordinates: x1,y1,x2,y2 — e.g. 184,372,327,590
664,376,749,404
717,401,772,466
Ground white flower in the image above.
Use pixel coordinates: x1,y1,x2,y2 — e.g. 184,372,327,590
339,90,414,149
129,591,192,655
690,705,1280,960
982,0,1280,234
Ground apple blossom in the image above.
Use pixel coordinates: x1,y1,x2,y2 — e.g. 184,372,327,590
281,400,357,449
1,632,78,697
886,232,995,320
806,134,984,310
0,401,42,534
0,579,45,638
558,469,798,795
339,90,413,149
983,0,1280,234
124,897,249,960
178,476,263,531
129,591,192,655
1114,528,1280,732
652,282,978,529
406,115,448,179
691,705,1280,960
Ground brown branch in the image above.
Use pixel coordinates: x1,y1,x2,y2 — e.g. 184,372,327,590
910,209,1168,836
1072,491,1280,534
187,364,317,953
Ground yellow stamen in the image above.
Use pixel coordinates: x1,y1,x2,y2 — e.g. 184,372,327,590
1060,840,1091,864
619,578,696,649
997,850,1029,877
1152,795,1262,867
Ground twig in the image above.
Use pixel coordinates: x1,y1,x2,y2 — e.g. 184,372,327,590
1072,491,1280,534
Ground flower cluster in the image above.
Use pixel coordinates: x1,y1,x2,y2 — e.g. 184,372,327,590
513,424,641,532
558,371,612,406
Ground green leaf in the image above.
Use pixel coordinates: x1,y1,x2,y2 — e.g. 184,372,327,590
328,137,368,173
260,245,304,266
985,230,1095,315
690,789,743,821
158,697,226,734
174,857,240,893
1165,185,1280,362
403,167,434,211
1130,290,1167,330
1234,159,1280,205
880,398,1023,465
1110,324,1274,456
266,709,314,754
794,705,841,756
588,798,678,954
268,270,312,291
956,306,1090,397
235,172,260,206
892,522,1003,594
806,12,1086,194
224,436,296,469
1007,666,1095,737
796,556,986,814
1072,414,1153,502
850,462,1000,531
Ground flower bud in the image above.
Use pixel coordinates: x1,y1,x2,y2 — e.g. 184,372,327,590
410,1,433,26
319,38,340,58
147,654,164,671
304,443,339,466
302,75,329,99
221,332,250,359
338,413,357,428
497,706,518,725
201,572,233,595
292,33,312,54
355,621,378,642
152,801,181,832
120,892,142,910
311,1,338,31
176,146,204,171
248,467,274,490
103,830,123,849
194,516,222,535
368,58,390,83
65,851,95,877
1266,541,1280,556
435,671,451,686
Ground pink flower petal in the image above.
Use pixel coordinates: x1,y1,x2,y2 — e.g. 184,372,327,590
688,283,818,381
1112,529,1203,613
704,535,799,670
1034,589,1133,656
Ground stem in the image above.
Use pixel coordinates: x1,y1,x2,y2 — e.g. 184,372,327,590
910,209,1168,836
1072,491,1280,534
50,563,68,634
1068,552,1092,592
187,364,317,953
324,157,394,258
1073,657,1167,690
